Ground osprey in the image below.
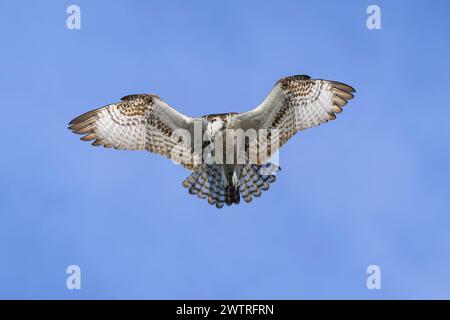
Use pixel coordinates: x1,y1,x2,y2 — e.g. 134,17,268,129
68,75,355,208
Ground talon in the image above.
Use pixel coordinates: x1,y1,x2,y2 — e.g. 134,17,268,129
232,171,240,187
222,176,228,187
221,167,228,186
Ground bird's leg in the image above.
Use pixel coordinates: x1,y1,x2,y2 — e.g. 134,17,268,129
231,166,241,187
221,166,228,187
232,170,240,187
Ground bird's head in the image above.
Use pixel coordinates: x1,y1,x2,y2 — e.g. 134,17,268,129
205,118,224,142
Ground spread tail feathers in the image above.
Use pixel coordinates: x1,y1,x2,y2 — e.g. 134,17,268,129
182,163,280,209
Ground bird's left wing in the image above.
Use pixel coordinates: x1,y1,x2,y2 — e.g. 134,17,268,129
68,94,205,170
231,75,356,163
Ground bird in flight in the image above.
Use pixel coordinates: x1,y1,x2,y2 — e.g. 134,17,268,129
68,75,355,208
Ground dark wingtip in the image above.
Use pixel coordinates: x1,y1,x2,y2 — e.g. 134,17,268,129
330,80,356,93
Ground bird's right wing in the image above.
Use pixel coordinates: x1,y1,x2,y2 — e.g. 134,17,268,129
68,94,205,170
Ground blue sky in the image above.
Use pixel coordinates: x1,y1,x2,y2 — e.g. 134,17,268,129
0,0,449,299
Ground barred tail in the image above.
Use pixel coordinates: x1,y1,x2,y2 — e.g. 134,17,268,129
238,163,280,203
182,163,280,209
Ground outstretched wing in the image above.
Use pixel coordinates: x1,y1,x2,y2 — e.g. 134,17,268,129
231,75,355,163
68,94,204,170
